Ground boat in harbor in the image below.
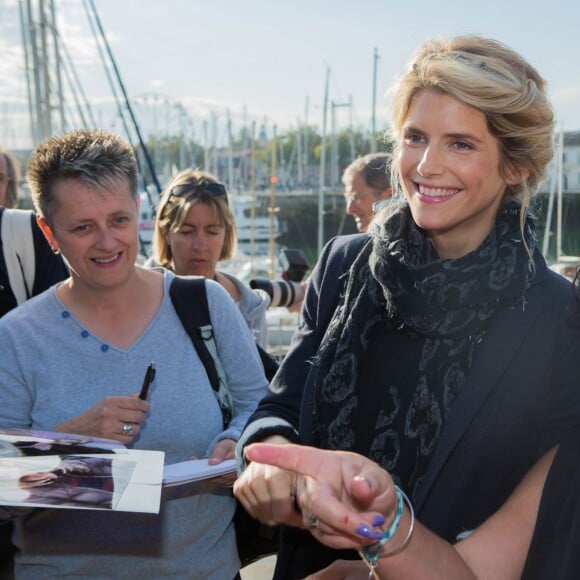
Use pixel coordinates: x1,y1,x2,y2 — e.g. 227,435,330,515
231,196,281,242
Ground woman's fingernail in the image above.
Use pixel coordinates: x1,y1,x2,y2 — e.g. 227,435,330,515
356,525,372,538
371,530,384,540
354,475,372,490
372,514,386,527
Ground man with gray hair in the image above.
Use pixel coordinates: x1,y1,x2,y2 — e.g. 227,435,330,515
342,152,393,232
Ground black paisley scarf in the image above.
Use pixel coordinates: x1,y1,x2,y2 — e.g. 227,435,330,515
312,200,536,463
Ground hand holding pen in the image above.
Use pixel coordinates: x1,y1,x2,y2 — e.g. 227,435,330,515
54,363,155,443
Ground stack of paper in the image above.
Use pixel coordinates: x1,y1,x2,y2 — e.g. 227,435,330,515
163,458,237,487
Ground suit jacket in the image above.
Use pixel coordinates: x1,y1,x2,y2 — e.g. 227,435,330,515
246,233,580,579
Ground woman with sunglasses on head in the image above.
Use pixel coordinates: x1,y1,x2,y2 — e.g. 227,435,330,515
0,130,268,578
233,35,580,579
149,169,270,347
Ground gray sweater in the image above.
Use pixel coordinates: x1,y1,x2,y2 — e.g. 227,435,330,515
0,270,268,579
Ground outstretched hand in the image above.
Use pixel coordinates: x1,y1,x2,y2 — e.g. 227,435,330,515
245,443,398,550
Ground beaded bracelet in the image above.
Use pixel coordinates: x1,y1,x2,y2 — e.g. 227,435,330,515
360,485,404,565
359,486,415,577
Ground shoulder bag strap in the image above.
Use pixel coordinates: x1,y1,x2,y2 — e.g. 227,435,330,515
1,209,35,305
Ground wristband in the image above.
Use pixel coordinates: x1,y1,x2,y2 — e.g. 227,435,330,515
359,485,415,573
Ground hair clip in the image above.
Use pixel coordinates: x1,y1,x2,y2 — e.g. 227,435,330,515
453,53,510,81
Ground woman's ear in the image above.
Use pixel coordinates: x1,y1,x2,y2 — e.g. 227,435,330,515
36,215,60,254
504,162,530,186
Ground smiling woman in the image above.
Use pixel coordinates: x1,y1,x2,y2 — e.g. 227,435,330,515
232,35,580,580
397,89,519,259
36,179,141,310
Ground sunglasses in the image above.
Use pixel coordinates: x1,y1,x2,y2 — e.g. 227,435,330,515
168,182,228,204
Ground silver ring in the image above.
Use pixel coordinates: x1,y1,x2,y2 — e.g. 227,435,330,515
306,512,319,529
122,422,134,436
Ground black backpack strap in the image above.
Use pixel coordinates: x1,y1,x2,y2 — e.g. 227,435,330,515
169,276,232,426
170,276,279,565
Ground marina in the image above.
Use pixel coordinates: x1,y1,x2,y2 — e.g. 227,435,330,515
3,0,579,281
2,2,580,578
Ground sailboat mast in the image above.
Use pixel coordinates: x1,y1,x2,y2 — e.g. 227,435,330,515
303,96,309,187
18,0,36,145
250,121,256,272
39,0,53,137
269,124,278,279
227,109,234,192
371,47,379,153
318,65,330,255
48,0,65,133
296,117,303,185
541,147,558,258
87,0,161,193
556,128,564,261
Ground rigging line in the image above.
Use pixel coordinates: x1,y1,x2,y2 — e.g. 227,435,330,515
285,136,297,181
82,0,135,142
54,27,97,128
85,0,162,196
18,0,36,145
57,37,89,129
48,0,65,133
82,0,152,258
25,0,45,144
82,0,156,256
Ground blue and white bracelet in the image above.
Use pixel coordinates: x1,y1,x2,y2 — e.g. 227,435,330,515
359,485,415,574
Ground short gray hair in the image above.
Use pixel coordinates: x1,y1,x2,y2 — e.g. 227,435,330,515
342,153,392,192
27,129,138,223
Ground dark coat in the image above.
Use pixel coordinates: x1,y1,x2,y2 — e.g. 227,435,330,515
248,233,580,579
0,208,68,317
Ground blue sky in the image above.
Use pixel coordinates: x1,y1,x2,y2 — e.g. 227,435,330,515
1,0,579,149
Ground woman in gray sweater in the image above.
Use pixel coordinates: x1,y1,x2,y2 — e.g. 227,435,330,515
0,129,268,579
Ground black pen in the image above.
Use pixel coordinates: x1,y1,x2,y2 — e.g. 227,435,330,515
139,362,156,400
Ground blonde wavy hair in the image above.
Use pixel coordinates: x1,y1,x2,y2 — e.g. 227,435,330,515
153,169,237,268
388,35,554,235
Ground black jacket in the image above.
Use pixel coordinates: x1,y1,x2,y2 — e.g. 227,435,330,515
246,233,580,579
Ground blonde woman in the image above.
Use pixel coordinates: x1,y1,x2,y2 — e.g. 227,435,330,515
234,35,580,578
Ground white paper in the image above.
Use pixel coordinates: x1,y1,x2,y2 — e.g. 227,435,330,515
163,458,236,487
113,450,165,513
